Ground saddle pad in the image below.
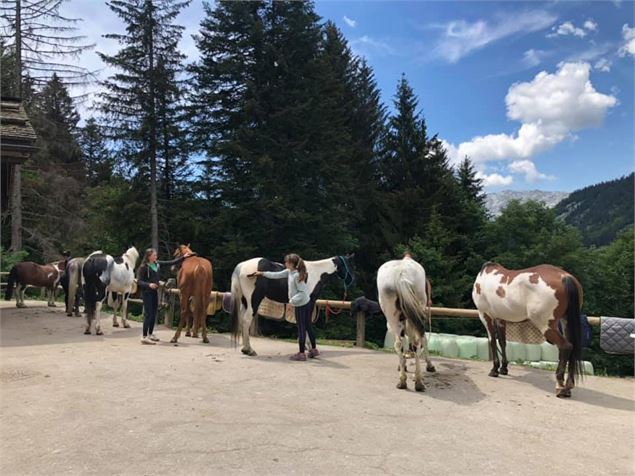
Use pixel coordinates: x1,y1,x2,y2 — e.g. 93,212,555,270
222,292,233,314
505,320,545,345
258,297,286,320
600,317,635,355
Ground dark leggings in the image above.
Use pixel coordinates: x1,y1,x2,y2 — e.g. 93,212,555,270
295,301,316,353
142,291,158,337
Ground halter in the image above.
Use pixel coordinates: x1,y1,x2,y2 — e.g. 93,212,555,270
325,256,355,321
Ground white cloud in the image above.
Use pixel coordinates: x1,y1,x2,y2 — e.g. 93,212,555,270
547,20,597,38
619,24,635,57
522,49,547,68
584,20,598,32
350,35,396,58
433,10,556,63
594,58,612,72
444,62,617,168
476,171,514,187
508,160,554,182
343,16,357,28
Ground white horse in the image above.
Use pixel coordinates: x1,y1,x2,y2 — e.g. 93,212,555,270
230,255,354,356
377,257,435,391
82,247,138,335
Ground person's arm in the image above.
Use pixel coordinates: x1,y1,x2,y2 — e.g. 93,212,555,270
261,269,289,279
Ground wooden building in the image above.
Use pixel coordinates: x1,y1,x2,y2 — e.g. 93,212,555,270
1,97,37,248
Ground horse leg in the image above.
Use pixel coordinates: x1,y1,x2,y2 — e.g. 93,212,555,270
394,334,408,390
413,337,425,392
185,298,193,337
241,307,257,356
48,287,56,307
496,320,509,375
544,322,573,398
121,294,130,328
483,313,500,377
421,332,436,373
95,301,103,335
16,284,25,308
112,293,121,327
84,312,92,335
170,294,189,344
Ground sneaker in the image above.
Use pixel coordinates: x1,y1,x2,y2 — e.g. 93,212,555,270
308,348,320,358
149,334,160,342
289,352,307,361
141,337,156,345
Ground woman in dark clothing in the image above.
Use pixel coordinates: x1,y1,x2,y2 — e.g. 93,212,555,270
137,248,161,345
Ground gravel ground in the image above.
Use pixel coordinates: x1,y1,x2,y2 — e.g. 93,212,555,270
1,301,633,475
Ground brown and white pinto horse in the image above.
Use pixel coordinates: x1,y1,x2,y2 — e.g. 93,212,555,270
170,245,213,344
4,261,63,308
472,262,584,398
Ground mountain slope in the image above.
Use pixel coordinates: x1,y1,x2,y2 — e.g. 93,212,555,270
554,173,634,246
485,190,569,217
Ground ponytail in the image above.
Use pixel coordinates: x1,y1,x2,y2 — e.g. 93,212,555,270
285,253,308,283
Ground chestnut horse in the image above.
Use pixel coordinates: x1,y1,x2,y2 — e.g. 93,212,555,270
5,261,63,308
472,262,584,398
170,245,213,344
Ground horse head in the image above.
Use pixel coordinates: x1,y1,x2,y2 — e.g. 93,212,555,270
333,254,355,287
123,246,139,268
173,243,194,258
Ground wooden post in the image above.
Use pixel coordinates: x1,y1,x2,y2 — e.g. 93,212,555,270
356,311,365,348
165,292,175,329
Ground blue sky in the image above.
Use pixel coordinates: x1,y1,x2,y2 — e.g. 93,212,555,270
63,0,635,192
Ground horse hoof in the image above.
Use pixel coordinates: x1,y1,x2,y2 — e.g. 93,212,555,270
84,330,91,335
202,338,210,344
396,381,408,390
74,313,81,317
112,322,119,328
185,332,191,337
556,389,571,398
499,368,508,376
415,382,426,392
123,323,131,329
67,313,72,317
488,370,499,378
96,330,103,336
49,303,56,307
170,338,178,344
426,365,436,373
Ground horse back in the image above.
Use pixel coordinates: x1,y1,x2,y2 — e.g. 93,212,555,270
178,257,213,295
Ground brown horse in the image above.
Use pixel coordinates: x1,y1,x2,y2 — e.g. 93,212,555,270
170,245,213,344
5,261,63,308
472,262,584,398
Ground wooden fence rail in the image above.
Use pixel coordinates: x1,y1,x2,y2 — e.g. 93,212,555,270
125,287,602,348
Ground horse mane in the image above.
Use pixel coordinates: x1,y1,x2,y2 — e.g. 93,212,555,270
480,261,499,272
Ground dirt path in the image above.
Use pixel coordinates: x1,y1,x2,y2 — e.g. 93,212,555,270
0,301,633,475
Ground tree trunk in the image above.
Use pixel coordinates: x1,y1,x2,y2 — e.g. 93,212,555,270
147,0,159,251
11,0,23,251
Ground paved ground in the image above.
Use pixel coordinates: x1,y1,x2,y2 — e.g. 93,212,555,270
0,301,633,475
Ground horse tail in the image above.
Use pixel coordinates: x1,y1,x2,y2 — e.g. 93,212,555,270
4,266,17,301
230,265,242,345
394,269,427,339
564,276,584,381
192,263,210,332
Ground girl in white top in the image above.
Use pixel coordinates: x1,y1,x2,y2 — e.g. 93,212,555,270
252,254,319,361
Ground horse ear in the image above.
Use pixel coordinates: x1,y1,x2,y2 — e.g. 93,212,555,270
346,253,355,260
187,243,191,248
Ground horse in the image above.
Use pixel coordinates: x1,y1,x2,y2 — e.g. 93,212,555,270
169,244,213,344
82,247,138,335
377,257,435,392
60,257,85,316
230,254,355,356
472,262,584,398
4,261,63,308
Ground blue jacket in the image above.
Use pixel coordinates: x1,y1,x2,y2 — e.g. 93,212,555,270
262,269,310,307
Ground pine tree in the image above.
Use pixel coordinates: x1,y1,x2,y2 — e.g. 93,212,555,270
98,0,190,252
79,118,113,186
21,75,84,259
456,157,485,206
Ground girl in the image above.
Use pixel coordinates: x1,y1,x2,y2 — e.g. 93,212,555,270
137,248,161,345
252,254,319,361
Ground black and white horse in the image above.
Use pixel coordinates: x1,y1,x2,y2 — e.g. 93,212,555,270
61,257,85,317
230,255,355,356
82,247,138,335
